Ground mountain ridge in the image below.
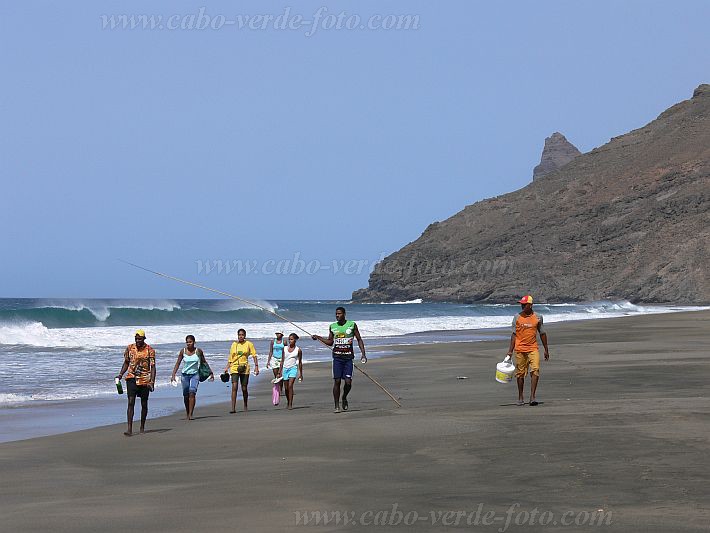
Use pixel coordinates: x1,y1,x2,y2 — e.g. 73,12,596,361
353,85,710,304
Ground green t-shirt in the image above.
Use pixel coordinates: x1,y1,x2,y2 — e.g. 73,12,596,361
330,320,356,359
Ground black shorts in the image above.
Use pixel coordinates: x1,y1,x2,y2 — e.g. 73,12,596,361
231,373,249,386
126,378,151,401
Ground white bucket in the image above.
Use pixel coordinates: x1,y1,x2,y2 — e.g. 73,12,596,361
495,360,515,384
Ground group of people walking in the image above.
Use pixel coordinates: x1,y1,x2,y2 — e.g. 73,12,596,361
116,300,549,436
115,307,366,436
266,331,304,412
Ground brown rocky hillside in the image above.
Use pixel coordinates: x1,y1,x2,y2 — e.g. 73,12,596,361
353,85,710,304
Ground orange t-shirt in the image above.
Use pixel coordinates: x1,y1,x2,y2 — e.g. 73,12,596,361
512,312,544,352
124,343,156,385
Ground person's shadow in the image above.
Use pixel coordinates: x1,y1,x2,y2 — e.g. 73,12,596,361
338,407,379,413
499,402,545,407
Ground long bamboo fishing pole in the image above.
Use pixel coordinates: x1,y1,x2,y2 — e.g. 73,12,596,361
120,260,401,407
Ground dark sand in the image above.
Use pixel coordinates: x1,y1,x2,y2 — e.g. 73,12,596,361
1,311,709,532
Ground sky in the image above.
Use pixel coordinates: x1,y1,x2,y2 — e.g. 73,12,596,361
1,0,709,300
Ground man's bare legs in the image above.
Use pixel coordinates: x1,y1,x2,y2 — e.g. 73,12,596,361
516,374,540,405
125,396,148,435
139,397,148,432
333,378,352,412
125,395,136,436
333,378,341,412
342,379,352,411
529,374,539,404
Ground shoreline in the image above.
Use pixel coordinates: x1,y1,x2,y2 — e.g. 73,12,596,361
0,308,707,444
2,310,710,531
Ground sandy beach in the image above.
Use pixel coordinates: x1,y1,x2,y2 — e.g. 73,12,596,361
1,311,709,532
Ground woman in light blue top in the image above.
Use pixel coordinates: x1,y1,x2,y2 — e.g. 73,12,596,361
267,331,286,396
171,335,213,420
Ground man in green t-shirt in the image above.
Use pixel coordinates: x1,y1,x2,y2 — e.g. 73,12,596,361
312,306,367,413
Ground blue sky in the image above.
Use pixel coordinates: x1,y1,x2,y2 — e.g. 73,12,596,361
1,0,708,299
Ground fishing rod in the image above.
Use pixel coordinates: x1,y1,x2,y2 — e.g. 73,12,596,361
120,260,401,407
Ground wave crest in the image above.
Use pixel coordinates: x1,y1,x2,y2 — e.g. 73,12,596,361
0,298,279,329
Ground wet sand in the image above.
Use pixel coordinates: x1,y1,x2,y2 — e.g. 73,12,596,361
1,311,709,532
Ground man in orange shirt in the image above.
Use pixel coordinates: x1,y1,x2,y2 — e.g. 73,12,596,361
506,295,550,406
116,329,156,435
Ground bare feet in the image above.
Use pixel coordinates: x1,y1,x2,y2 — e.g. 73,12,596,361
123,431,132,437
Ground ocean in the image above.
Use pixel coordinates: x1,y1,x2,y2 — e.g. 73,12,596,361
0,298,705,442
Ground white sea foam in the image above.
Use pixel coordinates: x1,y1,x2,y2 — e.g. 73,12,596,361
0,393,35,405
1,304,706,349
0,322,64,347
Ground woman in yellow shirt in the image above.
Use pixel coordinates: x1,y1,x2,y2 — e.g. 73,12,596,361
223,328,259,413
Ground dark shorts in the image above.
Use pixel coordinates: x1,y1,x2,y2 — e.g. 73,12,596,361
126,378,150,401
231,373,249,386
332,358,353,380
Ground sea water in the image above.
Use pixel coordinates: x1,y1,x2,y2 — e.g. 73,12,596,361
0,298,705,442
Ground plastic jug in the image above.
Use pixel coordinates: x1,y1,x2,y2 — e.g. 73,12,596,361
495,357,515,384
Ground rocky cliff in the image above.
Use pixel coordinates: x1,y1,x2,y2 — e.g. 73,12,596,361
353,85,710,304
532,132,581,180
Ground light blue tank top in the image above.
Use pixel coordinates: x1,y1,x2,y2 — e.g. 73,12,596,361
272,339,285,360
182,350,200,375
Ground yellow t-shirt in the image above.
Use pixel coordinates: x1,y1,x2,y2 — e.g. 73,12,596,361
229,340,256,374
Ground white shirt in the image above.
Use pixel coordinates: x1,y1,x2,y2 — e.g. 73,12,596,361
282,346,300,369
